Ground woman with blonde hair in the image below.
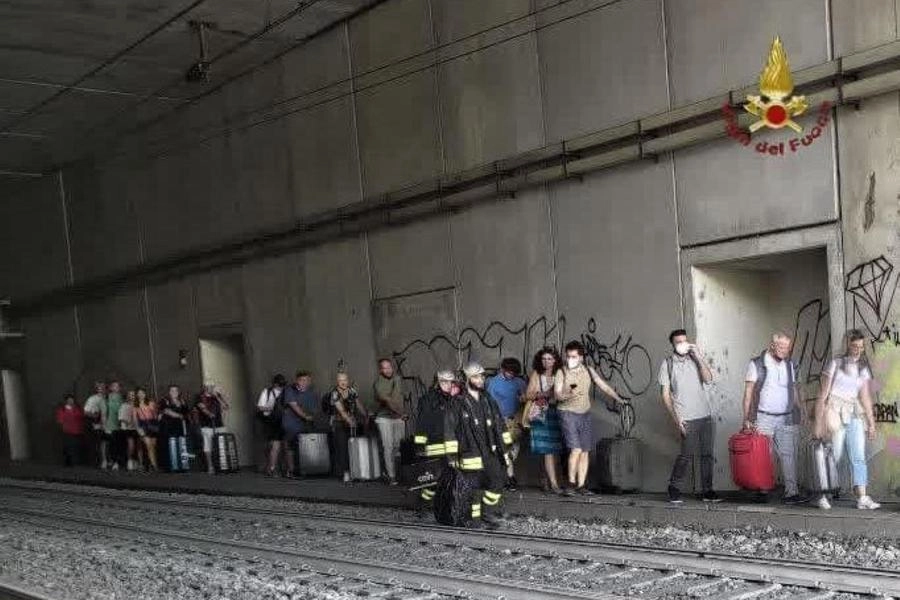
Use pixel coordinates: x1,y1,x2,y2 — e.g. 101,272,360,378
813,329,880,510
328,371,366,483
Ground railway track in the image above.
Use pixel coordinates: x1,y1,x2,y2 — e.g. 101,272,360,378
0,580,57,600
1,481,895,599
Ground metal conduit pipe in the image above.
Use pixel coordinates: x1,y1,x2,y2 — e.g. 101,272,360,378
14,39,900,317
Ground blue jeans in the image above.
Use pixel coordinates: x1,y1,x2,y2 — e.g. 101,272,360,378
831,416,868,487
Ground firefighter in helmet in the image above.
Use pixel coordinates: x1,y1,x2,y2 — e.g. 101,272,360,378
444,361,513,529
413,369,457,506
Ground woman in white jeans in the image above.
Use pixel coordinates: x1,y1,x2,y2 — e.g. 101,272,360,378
813,329,880,510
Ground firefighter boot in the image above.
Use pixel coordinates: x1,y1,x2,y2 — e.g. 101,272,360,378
480,510,502,530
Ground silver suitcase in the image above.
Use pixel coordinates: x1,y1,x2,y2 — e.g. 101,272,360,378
297,433,331,476
811,440,840,495
349,434,381,481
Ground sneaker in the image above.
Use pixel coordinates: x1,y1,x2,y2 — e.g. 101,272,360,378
127,460,137,471
506,477,519,492
702,491,723,503
576,487,595,497
562,486,576,497
111,463,119,471
782,494,807,505
668,486,683,504
389,478,399,486
480,514,502,530
816,496,832,510
857,495,881,510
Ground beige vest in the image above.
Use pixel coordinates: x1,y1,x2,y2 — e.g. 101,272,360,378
559,366,591,414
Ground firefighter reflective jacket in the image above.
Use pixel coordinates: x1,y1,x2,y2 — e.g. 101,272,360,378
443,390,512,471
413,387,451,458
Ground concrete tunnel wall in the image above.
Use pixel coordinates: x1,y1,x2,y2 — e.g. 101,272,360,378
1,0,900,493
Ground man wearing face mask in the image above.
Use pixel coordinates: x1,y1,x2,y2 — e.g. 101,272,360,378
743,332,806,505
660,329,716,504
444,362,512,529
555,340,625,495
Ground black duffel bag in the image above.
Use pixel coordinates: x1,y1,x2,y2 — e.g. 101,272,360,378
433,466,476,527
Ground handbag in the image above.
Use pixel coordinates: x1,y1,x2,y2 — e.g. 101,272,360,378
521,375,549,429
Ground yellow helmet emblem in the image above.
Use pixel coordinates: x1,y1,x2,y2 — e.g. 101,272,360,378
744,37,808,133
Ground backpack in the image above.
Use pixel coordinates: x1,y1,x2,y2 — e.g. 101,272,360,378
269,388,285,422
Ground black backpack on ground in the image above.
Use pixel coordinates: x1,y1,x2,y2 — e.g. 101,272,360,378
433,467,477,527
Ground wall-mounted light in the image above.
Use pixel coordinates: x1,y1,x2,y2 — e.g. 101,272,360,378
178,349,188,369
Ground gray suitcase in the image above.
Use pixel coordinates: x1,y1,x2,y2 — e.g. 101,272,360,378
349,432,381,481
297,433,331,476
596,437,642,492
810,439,840,495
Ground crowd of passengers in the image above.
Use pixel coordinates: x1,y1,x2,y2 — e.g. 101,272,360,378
56,327,882,518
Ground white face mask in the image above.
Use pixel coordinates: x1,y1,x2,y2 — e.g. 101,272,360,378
674,342,690,356
566,357,581,370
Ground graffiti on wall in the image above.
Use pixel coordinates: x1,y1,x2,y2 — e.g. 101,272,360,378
390,314,652,405
846,255,899,346
792,298,831,384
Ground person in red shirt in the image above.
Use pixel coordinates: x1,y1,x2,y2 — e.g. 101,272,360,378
56,394,85,467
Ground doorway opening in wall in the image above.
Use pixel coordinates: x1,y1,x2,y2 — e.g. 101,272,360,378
198,333,252,468
691,247,832,489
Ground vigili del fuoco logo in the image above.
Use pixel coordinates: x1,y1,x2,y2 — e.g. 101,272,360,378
722,37,832,156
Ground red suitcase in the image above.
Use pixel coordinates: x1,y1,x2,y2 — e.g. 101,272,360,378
729,431,775,491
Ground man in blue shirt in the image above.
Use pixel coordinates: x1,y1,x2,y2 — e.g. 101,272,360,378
486,357,526,490
282,371,317,478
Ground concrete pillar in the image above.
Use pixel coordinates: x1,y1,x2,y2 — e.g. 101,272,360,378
1,370,28,460
0,301,29,460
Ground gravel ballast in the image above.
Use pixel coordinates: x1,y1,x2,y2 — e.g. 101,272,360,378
3,478,897,571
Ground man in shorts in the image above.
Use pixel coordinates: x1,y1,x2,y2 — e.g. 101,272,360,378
555,340,624,495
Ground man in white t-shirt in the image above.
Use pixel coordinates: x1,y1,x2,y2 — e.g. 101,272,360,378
82,381,107,468
742,332,806,504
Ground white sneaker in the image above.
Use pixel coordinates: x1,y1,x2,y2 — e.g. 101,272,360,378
816,496,832,510
857,495,881,510
111,463,119,471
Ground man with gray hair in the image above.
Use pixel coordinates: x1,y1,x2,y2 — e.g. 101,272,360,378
742,332,807,504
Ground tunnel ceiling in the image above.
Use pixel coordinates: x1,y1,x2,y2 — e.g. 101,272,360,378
0,0,377,179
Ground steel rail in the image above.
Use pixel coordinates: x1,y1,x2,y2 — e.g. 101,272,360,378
0,580,59,600
0,505,624,600
2,483,895,597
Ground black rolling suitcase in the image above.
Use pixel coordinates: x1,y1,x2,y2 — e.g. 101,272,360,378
214,431,239,473
596,402,642,492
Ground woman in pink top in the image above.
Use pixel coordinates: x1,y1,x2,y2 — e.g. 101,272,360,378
134,387,159,472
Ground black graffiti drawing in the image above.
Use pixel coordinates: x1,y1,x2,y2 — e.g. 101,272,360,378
792,299,831,384
580,318,652,399
391,315,565,402
846,255,900,345
390,315,652,404
874,402,898,424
